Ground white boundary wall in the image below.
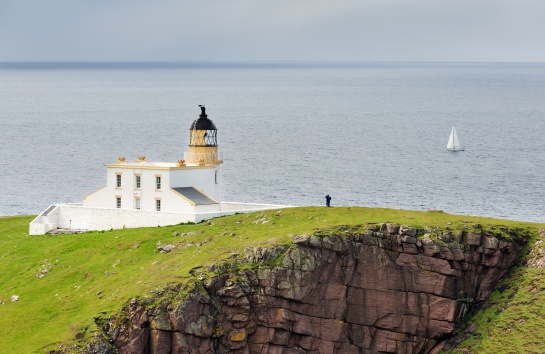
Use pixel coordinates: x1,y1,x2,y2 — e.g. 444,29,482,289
29,202,292,235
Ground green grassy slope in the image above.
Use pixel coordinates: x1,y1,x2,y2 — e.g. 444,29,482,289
450,233,545,353
0,208,542,353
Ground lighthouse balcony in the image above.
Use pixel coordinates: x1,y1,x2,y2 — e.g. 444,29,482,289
183,152,223,165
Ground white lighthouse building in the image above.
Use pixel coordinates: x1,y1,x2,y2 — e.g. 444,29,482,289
29,106,287,235
83,105,222,214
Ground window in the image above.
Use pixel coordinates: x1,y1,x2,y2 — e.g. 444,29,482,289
215,170,218,184
135,198,140,210
135,175,141,189
156,176,161,190
116,197,121,209
116,174,122,188
156,199,161,211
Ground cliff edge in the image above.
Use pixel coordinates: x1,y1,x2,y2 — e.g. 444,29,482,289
90,223,528,354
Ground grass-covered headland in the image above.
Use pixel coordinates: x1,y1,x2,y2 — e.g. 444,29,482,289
0,207,543,353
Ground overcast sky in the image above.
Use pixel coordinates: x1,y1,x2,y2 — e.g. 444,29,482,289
1,0,544,62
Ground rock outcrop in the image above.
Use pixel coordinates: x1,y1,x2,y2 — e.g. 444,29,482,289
91,224,527,354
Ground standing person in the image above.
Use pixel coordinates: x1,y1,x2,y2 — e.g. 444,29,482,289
325,194,332,207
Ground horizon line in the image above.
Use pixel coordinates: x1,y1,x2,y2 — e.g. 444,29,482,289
1,60,544,67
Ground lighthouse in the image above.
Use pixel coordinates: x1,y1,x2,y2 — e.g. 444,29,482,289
183,105,223,203
30,105,288,235
79,106,223,214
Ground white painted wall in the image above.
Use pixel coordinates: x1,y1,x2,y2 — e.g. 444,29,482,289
160,189,194,213
170,165,221,202
83,186,110,208
29,202,293,235
83,164,221,213
55,205,198,230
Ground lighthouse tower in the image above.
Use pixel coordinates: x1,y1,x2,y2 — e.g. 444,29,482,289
185,105,223,165
184,105,223,202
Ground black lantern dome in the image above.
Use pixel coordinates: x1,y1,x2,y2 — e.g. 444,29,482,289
189,105,217,147
189,105,217,130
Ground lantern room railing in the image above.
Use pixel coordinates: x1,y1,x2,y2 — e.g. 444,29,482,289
183,152,223,164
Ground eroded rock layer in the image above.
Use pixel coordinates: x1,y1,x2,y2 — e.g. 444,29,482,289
94,224,524,354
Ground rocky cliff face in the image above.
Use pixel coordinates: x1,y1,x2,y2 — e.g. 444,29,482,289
91,224,526,354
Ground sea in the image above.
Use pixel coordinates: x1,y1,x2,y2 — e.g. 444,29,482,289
1,62,544,222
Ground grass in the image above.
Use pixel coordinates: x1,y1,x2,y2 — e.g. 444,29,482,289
0,207,542,353
449,231,545,353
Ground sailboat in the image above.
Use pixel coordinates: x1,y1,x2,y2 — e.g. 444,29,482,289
446,126,465,151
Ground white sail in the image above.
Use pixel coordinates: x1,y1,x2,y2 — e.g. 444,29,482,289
447,127,455,149
447,126,464,151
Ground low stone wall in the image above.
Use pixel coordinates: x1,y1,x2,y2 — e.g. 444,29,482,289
57,205,199,231
29,203,292,235
91,224,526,354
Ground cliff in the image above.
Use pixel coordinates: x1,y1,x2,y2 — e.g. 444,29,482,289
90,223,528,354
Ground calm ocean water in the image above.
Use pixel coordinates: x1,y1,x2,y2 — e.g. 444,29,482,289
1,62,544,222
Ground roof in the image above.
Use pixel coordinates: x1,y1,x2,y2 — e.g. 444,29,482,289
190,117,217,130
172,187,218,205
106,161,209,169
